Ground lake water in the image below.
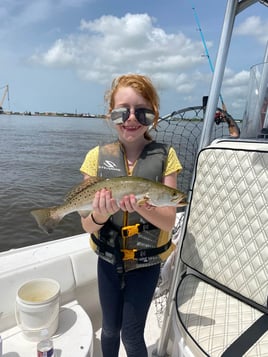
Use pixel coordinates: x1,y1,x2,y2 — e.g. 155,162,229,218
0,115,117,252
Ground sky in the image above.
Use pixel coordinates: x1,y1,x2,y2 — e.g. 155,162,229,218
0,0,268,119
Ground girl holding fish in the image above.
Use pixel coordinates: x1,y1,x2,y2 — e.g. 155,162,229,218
80,74,182,357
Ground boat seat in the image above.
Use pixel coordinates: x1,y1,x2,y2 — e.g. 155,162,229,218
174,140,268,356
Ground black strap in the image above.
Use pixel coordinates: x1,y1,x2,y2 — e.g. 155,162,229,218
113,230,125,289
137,222,157,232
91,233,120,257
221,314,268,357
91,233,171,260
133,239,172,259
91,233,126,288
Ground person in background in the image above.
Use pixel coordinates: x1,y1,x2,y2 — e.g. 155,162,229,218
260,88,268,129
80,74,182,357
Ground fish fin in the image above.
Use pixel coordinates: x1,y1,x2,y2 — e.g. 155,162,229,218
65,176,106,202
31,207,62,234
78,210,91,218
137,195,150,206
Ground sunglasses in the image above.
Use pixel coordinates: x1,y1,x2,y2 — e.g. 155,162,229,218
110,107,155,126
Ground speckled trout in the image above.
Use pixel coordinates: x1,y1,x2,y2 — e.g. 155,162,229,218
31,176,186,234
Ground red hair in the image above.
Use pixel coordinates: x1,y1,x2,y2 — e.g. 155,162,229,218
105,74,159,131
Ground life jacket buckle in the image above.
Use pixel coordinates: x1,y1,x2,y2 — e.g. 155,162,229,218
121,224,140,238
121,249,138,261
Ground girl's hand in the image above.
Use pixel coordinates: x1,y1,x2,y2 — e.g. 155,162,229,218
119,194,155,212
92,189,119,216
119,194,137,212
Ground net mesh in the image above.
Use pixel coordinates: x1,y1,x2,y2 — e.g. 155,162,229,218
151,106,241,194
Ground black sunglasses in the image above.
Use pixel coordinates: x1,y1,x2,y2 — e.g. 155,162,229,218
110,107,155,126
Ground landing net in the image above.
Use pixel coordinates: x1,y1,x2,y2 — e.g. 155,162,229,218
151,106,241,194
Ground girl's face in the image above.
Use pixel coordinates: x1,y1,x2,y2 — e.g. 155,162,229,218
113,86,152,143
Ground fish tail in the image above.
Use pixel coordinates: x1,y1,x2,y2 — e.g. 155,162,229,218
31,207,62,234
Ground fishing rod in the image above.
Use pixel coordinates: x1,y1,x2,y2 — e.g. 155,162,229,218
190,1,240,137
190,1,227,112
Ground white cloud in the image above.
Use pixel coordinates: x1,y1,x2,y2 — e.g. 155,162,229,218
30,13,205,91
26,11,262,117
31,38,76,66
235,16,268,44
224,69,250,87
220,69,250,116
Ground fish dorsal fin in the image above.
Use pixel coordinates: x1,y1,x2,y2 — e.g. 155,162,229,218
64,176,106,202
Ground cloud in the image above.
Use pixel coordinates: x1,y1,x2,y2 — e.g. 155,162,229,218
31,38,77,66
29,12,259,117
30,13,206,91
224,69,250,87
219,69,250,115
235,16,268,44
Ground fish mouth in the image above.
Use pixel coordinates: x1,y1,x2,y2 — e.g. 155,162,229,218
172,195,182,202
172,195,187,204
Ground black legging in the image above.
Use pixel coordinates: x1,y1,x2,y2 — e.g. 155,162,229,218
97,258,161,357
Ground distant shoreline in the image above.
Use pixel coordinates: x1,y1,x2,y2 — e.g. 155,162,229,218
0,111,106,118
0,110,243,122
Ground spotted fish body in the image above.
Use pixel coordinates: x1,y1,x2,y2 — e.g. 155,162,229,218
31,176,186,233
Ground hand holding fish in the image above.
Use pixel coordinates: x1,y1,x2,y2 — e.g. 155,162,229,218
92,188,120,216
118,193,155,212
91,188,151,215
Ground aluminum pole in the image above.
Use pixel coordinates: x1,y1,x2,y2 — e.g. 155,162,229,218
197,0,238,151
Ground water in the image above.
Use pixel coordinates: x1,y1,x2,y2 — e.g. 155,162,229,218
0,115,116,252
